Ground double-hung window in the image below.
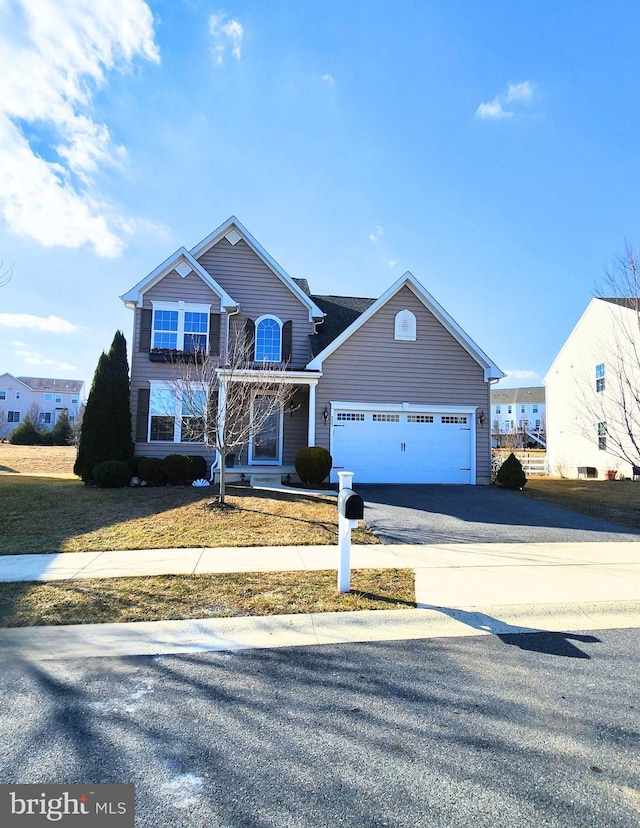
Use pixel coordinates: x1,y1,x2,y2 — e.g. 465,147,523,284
151,302,210,352
149,383,206,443
596,363,605,393
598,421,607,451
7,411,20,423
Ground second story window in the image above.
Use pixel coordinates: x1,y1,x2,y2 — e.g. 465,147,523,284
255,316,282,362
596,363,605,393
151,303,210,353
496,405,501,414
0,391,5,400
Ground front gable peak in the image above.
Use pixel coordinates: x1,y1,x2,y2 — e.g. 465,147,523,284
306,271,504,380
120,247,237,311
190,216,325,322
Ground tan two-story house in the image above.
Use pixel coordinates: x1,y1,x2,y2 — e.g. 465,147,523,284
121,217,503,484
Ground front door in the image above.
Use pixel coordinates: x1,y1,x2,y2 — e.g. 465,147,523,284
250,394,282,464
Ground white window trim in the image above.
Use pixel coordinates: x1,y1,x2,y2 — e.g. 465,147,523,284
248,391,284,465
150,300,212,352
254,314,283,362
147,380,208,444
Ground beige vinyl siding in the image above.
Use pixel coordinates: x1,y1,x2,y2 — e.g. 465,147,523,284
197,238,315,368
313,286,492,482
129,269,222,460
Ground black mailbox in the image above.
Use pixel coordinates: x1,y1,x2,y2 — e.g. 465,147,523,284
337,489,364,520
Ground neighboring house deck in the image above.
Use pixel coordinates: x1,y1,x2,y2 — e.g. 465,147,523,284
491,386,546,448
0,374,85,438
121,216,504,484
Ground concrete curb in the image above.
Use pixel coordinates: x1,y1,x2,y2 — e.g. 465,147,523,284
2,601,640,661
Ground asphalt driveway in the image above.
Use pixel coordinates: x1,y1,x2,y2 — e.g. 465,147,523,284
360,484,640,544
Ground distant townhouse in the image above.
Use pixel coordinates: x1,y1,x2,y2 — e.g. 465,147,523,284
491,386,546,448
0,374,85,438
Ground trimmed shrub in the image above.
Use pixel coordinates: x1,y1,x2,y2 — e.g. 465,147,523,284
127,455,146,476
187,455,208,482
162,453,192,485
93,460,132,488
50,410,74,446
8,416,42,445
138,457,165,486
496,452,527,489
294,446,333,486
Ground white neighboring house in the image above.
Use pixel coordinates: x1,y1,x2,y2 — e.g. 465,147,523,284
0,374,85,438
545,297,640,479
491,386,546,448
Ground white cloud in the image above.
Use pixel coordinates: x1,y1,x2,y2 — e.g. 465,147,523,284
506,81,534,103
209,13,244,64
504,369,539,381
369,225,383,243
14,348,77,371
0,1,159,257
322,73,335,85
0,313,82,333
58,362,78,371
387,259,396,268
476,81,535,120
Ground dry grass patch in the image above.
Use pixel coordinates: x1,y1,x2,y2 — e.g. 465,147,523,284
0,444,76,477
0,476,378,554
0,569,414,627
522,478,640,532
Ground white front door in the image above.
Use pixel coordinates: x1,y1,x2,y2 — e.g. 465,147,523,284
250,395,283,464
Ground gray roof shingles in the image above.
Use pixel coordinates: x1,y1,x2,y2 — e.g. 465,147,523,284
308,294,376,357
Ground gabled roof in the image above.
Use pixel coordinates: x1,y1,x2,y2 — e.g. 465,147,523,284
0,372,33,390
189,216,325,322
120,248,237,310
305,271,504,381
309,294,376,357
491,386,545,405
17,376,85,393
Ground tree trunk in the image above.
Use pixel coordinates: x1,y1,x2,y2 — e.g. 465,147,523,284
218,456,226,503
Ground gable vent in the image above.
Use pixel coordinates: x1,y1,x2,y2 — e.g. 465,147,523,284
225,229,242,245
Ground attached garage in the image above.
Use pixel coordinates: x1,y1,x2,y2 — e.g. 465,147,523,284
330,403,476,484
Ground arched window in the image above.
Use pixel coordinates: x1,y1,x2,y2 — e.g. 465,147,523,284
255,315,282,361
394,309,416,341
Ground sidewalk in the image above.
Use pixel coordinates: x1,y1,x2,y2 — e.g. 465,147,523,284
1,541,640,660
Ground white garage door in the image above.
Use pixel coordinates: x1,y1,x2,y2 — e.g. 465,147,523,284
330,407,473,484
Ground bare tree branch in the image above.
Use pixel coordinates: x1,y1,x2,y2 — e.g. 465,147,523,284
0,259,13,287
165,319,295,502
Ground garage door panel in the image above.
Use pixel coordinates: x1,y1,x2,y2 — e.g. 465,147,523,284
331,408,473,484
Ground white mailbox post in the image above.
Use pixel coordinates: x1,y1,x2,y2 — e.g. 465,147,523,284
337,471,364,593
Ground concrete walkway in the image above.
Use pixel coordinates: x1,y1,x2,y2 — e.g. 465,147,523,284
1,541,640,660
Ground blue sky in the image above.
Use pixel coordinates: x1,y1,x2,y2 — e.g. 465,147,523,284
1,0,639,391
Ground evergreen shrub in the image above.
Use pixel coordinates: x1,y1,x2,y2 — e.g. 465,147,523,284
138,457,165,486
93,460,132,488
8,417,42,445
162,453,192,485
496,452,527,489
294,446,333,486
187,455,208,482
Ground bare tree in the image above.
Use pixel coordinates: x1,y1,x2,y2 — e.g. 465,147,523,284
166,320,295,503
0,259,13,287
577,244,640,469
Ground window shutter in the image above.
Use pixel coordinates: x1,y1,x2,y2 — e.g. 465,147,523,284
244,318,255,359
139,308,152,352
282,320,293,362
209,313,221,356
136,388,150,442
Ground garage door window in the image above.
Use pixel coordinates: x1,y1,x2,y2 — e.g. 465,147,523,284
373,414,400,422
407,415,434,423
441,416,468,424
337,412,365,422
